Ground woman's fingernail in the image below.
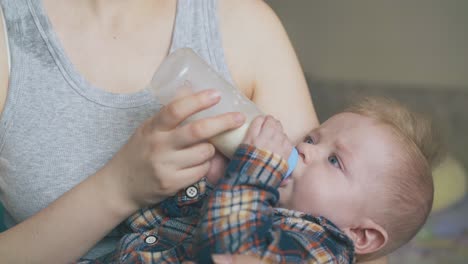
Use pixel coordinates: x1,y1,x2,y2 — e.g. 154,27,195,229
212,254,233,264
208,91,221,102
234,113,245,124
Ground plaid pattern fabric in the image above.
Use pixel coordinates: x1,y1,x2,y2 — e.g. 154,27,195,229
194,144,355,264
79,145,354,264
77,179,214,264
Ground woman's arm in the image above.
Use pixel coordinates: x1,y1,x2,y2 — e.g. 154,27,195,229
219,0,318,143
0,169,137,263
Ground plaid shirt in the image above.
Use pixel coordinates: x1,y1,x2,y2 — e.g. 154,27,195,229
80,145,354,264
194,145,355,264
79,178,215,264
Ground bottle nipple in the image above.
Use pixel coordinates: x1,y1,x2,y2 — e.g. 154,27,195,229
285,147,299,179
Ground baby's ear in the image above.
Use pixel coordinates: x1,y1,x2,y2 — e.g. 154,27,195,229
342,218,388,255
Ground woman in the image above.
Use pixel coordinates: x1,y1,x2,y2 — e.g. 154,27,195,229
0,0,317,262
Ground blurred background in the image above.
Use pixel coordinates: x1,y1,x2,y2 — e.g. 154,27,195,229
266,0,468,263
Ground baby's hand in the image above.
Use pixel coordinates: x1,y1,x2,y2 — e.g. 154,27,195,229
242,115,293,160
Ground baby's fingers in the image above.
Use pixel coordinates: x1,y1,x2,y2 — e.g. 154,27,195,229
242,115,265,144
262,116,284,135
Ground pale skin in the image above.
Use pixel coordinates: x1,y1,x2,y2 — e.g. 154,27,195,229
0,1,387,263
242,114,393,262
198,115,394,263
247,114,391,254
0,0,317,263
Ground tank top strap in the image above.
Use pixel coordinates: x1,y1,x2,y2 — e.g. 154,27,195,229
170,0,234,84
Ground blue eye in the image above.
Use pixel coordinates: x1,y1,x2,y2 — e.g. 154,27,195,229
328,155,341,169
304,136,315,144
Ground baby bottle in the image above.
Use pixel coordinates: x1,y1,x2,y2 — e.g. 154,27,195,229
146,48,298,178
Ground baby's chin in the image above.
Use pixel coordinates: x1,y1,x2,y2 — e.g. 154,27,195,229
277,182,292,208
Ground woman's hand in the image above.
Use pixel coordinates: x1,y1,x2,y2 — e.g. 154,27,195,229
204,150,229,185
242,115,294,159
104,89,245,210
0,90,245,263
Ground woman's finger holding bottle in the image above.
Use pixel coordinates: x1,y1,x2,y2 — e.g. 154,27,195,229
151,89,222,131
173,111,245,148
176,160,212,186
171,142,216,169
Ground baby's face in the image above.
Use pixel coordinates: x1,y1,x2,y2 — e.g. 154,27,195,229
279,112,398,228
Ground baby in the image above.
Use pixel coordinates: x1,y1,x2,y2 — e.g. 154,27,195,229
85,97,442,264
194,97,442,263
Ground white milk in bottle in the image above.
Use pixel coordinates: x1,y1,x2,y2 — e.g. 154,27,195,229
147,48,298,177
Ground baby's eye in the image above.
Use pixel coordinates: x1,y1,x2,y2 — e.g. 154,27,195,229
304,135,315,144
328,155,342,169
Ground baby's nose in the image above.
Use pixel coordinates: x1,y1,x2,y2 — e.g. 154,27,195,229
298,143,322,164
298,152,305,160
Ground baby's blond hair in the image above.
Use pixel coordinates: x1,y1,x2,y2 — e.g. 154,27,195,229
346,97,444,260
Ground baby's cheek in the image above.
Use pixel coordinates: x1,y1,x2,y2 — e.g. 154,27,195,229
277,188,289,207
291,186,322,213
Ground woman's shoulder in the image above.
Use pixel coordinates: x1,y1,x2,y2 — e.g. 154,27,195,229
218,0,318,140
218,0,284,42
217,0,292,96
218,0,274,15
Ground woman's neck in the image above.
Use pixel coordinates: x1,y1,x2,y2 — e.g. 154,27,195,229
44,0,170,29
87,0,159,21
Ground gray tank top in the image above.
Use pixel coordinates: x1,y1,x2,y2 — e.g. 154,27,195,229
0,0,233,259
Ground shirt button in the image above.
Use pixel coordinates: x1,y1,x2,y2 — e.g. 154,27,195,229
145,235,158,245
185,186,198,198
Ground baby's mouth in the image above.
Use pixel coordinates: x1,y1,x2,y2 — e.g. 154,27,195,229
280,152,304,187
280,152,305,188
